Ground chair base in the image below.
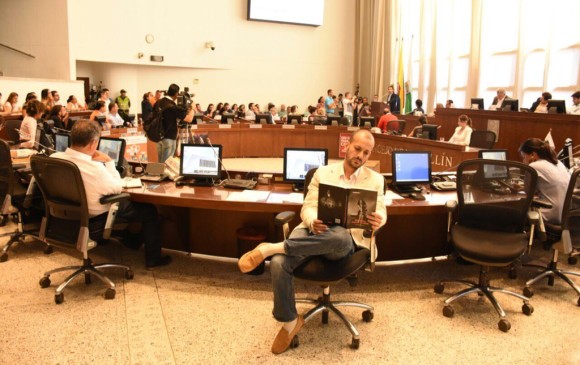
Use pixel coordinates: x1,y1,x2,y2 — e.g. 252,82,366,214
39,258,133,304
435,266,533,332
297,287,373,349
523,256,580,306
1,229,52,262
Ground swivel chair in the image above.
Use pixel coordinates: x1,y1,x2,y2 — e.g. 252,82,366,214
3,119,23,146
434,159,538,332
0,138,51,262
386,120,406,135
523,168,580,306
30,155,133,304
274,168,381,349
469,130,496,149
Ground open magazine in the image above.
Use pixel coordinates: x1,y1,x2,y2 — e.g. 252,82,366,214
317,183,378,230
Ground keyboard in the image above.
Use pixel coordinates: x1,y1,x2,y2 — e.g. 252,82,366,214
431,181,456,191
223,179,257,190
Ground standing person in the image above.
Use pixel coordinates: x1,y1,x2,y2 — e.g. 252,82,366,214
4,92,20,113
448,114,473,145
490,88,511,110
569,91,580,115
51,120,172,268
19,100,46,148
155,90,163,102
155,83,194,163
116,89,131,116
342,91,354,125
325,89,336,115
238,129,387,354
141,92,155,122
386,85,400,114
519,138,570,224
99,89,111,110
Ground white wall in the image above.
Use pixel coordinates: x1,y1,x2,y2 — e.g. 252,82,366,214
0,76,85,109
69,0,355,111
0,0,70,79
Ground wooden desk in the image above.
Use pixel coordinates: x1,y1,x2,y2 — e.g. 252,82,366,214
128,181,454,262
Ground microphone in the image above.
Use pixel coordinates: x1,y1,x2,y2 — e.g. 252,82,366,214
206,137,231,182
52,126,70,134
14,128,55,154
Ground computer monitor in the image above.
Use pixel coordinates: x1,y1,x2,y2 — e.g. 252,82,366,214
547,100,566,114
391,151,432,193
283,147,328,191
95,115,107,127
470,98,484,110
255,113,271,124
478,149,507,160
221,113,235,124
126,114,136,125
180,143,222,184
501,99,519,112
420,124,438,140
193,113,204,124
54,133,70,152
97,137,126,168
326,115,342,126
478,149,509,180
359,116,375,128
286,114,302,125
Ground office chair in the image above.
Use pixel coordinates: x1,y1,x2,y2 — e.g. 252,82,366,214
386,120,406,135
274,168,380,349
4,119,23,146
30,155,133,304
469,130,496,149
434,159,538,332
523,169,580,306
0,139,51,262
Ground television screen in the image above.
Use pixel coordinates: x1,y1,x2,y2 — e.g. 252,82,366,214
247,0,325,27
502,99,519,112
54,133,70,152
283,148,328,187
420,124,438,140
180,144,222,180
470,98,484,110
392,151,432,185
97,137,126,167
547,100,566,114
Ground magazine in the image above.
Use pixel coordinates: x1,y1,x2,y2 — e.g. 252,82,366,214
317,183,378,230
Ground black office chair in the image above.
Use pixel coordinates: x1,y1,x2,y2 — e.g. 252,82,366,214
0,139,51,261
4,119,23,146
434,159,538,332
469,130,496,149
30,155,133,304
386,120,406,135
523,169,580,306
274,168,380,349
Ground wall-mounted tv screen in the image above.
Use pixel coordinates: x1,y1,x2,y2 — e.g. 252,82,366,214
247,0,325,27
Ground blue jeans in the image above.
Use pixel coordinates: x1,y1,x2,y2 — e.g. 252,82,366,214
156,138,176,163
270,226,355,322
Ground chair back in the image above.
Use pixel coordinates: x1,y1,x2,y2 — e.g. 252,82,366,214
558,169,580,253
0,139,15,213
387,120,406,135
455,159,537,233
469,130,496,149
4,119,22,144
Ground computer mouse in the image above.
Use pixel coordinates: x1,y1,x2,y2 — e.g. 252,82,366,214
409,192,426,201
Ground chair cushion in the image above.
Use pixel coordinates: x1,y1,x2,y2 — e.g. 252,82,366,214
293,247,370,284
452,225,527,265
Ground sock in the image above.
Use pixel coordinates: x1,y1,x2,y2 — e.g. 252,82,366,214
282,318,297,333
258,242,285,258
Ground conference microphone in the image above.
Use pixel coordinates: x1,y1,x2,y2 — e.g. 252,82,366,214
14,128,55,154
206,137,232,182
52,126,70,134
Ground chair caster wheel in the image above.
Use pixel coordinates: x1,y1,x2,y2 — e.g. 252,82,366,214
443,305,454,318
508,267,517,279
351,337,360,349
362,310,374,322
523,287,533,298
125,269,134,280
85,273,91,285
569,256,578,265
290,335,299,348
434,282,444,294
0,252,7,263
522,303,534,316
105,288,116,300
44,245,53,255
55,293,64,304
39,276,51,288
322,310,329,324
498,319,511,332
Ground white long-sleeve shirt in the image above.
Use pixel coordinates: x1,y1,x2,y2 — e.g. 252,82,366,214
448,126,473,146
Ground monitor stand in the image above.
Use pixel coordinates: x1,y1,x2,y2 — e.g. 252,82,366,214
391,183,421,194
292,182,305,192
175,178,214,187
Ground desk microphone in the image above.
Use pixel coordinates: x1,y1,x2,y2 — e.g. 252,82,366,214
14,128,55,154
206,137,232,182
52,126,70,134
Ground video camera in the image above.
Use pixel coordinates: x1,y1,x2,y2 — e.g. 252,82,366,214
177,87,195,110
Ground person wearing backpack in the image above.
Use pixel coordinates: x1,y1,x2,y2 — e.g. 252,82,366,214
153,83,193,163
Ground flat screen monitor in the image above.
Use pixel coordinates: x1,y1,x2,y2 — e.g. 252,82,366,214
126,114,136,124
326,115,342,126
501,99,519,112
392,151,432,191
54,133,70,152
95,115,106,127
547,99,566,114
255,113,271,124
221,113,235,124
286,114,302,125
359,116,375,128
180,143,222,180
420,124,438,140
478,149,509,179
97,137,126,167
478,149,507,160
193,113,204,124
283,147,328,191
470,98,484,110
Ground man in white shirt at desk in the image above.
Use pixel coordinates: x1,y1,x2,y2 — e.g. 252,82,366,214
106,102,126,128
570,91,580,115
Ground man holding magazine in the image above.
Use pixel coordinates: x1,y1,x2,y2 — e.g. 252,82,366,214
238,129,387,354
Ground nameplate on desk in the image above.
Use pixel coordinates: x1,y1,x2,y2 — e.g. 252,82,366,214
347,126,359,131
314,125,327,130
219,124,232,129
282,124,295,129
127,127,138,134
101,130,111,136
191,125,198,129
249,124,262,129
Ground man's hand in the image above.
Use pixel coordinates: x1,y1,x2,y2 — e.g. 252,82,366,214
92,150,112,163
366,212,383,231
311,219,329,235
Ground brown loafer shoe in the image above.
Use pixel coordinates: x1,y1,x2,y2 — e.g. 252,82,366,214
271,315,304,354
238,242,269,273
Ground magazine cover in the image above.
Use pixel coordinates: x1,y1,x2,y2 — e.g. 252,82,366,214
345,188,377,230
318,183,377,229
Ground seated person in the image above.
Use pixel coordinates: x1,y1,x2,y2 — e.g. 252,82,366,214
569,91,580,115
66,95,84,111
409,115,428,138
531,92,551,113
51,120,172,268
519,138,570,224
448,114,473,145
20,100,46,148
490,88,511,110
89,101,108,128
106,102,127,128
237,130,386,354
377,106,398,134
411,99,425,115
47,105,68,131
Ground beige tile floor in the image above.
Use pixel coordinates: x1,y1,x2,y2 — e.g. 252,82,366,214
1,221,579,365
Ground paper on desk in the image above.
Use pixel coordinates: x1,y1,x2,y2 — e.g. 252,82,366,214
226,190,271,202
267,192,304,204
385,190,405,200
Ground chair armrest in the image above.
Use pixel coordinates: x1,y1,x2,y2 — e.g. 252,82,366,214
532,198,552,209
275,211,296,226
527,210,540,225
99,193,130,205
446,200,458,213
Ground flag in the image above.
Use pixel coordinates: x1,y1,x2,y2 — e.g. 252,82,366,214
404,36,413,115
545,129,555,149
397,39,405,112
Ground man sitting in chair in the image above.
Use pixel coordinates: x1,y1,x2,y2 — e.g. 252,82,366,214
238,129,387,354
51,120,171,268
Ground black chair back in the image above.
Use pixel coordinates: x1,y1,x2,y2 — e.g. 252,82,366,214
4,119,22,144
559,169,580,251
469,130,496,149
387,120,406,135
0,139,14,209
